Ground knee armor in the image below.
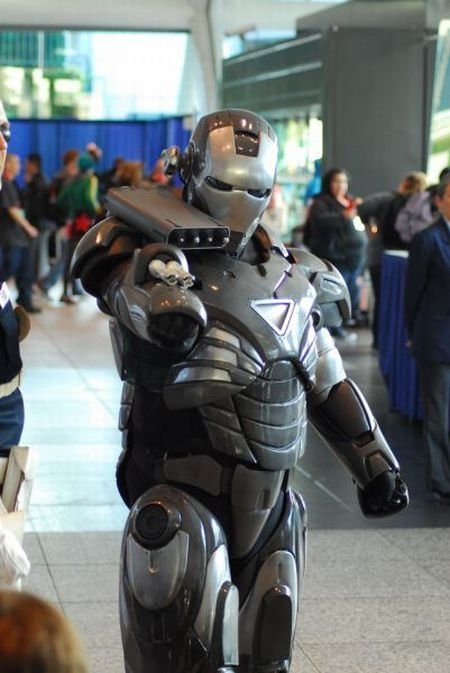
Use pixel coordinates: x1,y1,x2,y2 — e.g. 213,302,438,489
120,484,239,673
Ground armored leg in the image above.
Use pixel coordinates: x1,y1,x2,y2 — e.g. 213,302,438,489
236,489,307,673
120,484,239,673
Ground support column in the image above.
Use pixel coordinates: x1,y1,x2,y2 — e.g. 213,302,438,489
188,0,222,114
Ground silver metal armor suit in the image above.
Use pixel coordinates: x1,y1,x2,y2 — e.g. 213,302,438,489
72,109,408,673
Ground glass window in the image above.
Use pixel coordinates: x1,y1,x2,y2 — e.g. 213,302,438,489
0,30,189,120
428,20,450,181
261,115,323,241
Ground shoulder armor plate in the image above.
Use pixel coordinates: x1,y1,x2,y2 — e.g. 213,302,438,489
71,216,142,294
288,248,351,326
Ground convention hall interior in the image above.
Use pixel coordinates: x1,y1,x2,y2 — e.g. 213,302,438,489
1,1,450,672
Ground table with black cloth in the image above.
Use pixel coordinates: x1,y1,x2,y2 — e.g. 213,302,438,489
378,251,422,420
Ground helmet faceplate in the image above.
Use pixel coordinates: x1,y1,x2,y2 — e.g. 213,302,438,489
186,110,278,252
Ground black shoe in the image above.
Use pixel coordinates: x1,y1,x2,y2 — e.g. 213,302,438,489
346,313,369,328
22,305,42,314
429,490,450,505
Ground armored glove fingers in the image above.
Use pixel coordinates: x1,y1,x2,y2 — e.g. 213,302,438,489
149,312,201,350
357,470,409,518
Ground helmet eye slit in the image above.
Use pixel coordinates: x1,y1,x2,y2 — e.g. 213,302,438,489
247,188,271,198
205,176,233,191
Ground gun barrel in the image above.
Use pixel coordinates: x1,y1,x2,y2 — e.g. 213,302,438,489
104,186,230,250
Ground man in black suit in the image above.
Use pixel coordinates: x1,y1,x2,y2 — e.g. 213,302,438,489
405,177,450,502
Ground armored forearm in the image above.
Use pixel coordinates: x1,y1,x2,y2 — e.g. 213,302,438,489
307,329,398,489
308,376,399,488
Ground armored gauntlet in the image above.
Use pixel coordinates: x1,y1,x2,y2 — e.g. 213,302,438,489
111,243,207,352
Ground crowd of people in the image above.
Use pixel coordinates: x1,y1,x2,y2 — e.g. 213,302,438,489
0,143,171,310
301,164,450,504
300,165,446,344
1,128,445,331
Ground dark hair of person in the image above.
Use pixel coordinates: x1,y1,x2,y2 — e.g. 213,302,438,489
26,153,42,170
62,149,79,166
436,175,450,199
438,166,450,182
321,168,350,196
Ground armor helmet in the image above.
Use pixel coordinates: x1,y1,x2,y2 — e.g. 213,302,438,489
181,109,278,252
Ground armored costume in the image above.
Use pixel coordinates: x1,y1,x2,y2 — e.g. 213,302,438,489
72,109,408,673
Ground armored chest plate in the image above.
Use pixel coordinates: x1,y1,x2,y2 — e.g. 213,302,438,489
194,251,315,357
164,251,317,401
161,250,318,469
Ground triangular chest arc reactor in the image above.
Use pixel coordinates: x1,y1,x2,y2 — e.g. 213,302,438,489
250,299,295,336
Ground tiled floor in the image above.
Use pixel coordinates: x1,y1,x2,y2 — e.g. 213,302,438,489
16,289,450,673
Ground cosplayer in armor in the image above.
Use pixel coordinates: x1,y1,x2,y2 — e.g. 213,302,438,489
72,110,408,673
